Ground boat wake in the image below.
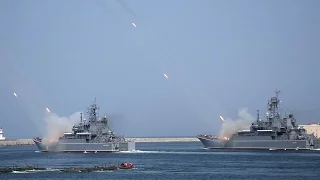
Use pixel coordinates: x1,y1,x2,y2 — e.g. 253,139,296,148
118,150,165,154
118,150,222,155
118,150,320,156
11,168,60,173
11,171,30,173
93,170,114,173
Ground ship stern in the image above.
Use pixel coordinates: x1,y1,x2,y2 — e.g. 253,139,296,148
119,141,136,151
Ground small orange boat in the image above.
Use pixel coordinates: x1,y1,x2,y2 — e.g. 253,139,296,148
119,162,134,169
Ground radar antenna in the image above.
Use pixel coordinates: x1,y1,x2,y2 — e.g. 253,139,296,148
275,89,281,98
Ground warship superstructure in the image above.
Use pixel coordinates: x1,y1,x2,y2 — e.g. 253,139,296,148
33,99,135,152
198,90,320,150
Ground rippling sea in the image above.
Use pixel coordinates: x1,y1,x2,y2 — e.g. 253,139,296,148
0,141,320,180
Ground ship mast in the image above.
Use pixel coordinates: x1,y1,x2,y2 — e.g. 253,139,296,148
88,97,99,122
275,89,281,117
267,89,281,120
80,113,83,124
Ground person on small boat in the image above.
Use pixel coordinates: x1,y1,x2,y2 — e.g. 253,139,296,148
119,162,134,169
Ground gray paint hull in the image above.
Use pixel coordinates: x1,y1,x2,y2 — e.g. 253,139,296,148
34,140,135,152
198,136,319,150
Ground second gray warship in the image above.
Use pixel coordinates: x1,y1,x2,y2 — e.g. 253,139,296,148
198,90,320,150
33,99,135,152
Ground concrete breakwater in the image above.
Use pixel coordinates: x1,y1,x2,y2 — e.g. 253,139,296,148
0,138,199,146
0,139,35,146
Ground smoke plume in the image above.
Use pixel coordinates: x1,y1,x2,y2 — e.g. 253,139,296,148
42,111,82,144
219,108,255,138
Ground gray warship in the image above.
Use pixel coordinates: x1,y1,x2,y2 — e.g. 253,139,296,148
33,99,135,152
197,90,320,150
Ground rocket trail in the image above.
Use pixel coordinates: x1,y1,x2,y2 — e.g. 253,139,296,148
2,52,47,135
115,0,138,28
116,0,137,18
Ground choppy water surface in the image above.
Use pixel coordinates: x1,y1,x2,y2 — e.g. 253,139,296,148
0,142,320,180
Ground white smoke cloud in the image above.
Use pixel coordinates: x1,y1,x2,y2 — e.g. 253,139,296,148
42,111,82,144
219,108,255,138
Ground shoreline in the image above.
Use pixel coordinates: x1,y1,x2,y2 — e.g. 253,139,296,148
0,137,199,146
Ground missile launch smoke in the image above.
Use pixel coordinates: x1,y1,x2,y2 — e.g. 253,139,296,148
42,111,82,145
219,108,254,138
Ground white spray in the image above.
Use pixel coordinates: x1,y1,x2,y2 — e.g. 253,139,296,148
219,108,255,138
42,111,82,145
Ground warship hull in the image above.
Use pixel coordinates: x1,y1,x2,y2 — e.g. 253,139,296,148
198,136,318,150
34,140,135,152
198,90,320,151
33,98,136,153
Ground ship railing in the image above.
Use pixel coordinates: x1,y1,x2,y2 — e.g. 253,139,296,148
197,134,218,139
237,130,251,132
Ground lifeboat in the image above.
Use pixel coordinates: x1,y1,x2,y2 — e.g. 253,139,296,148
119,162,134,169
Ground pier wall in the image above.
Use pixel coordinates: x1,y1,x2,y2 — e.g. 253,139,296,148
0,139,35,146
0,138,199,146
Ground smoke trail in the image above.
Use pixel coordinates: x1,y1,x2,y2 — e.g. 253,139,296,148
116,0,137,18
41,111,82,145
219,108,255,138
1,56,46,136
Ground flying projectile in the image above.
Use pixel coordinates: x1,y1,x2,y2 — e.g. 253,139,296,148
220,115,225,122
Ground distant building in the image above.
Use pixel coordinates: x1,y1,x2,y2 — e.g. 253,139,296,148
0,126,6,141
299,123,320,138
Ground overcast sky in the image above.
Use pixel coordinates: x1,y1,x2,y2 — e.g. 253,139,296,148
0,0,319,138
